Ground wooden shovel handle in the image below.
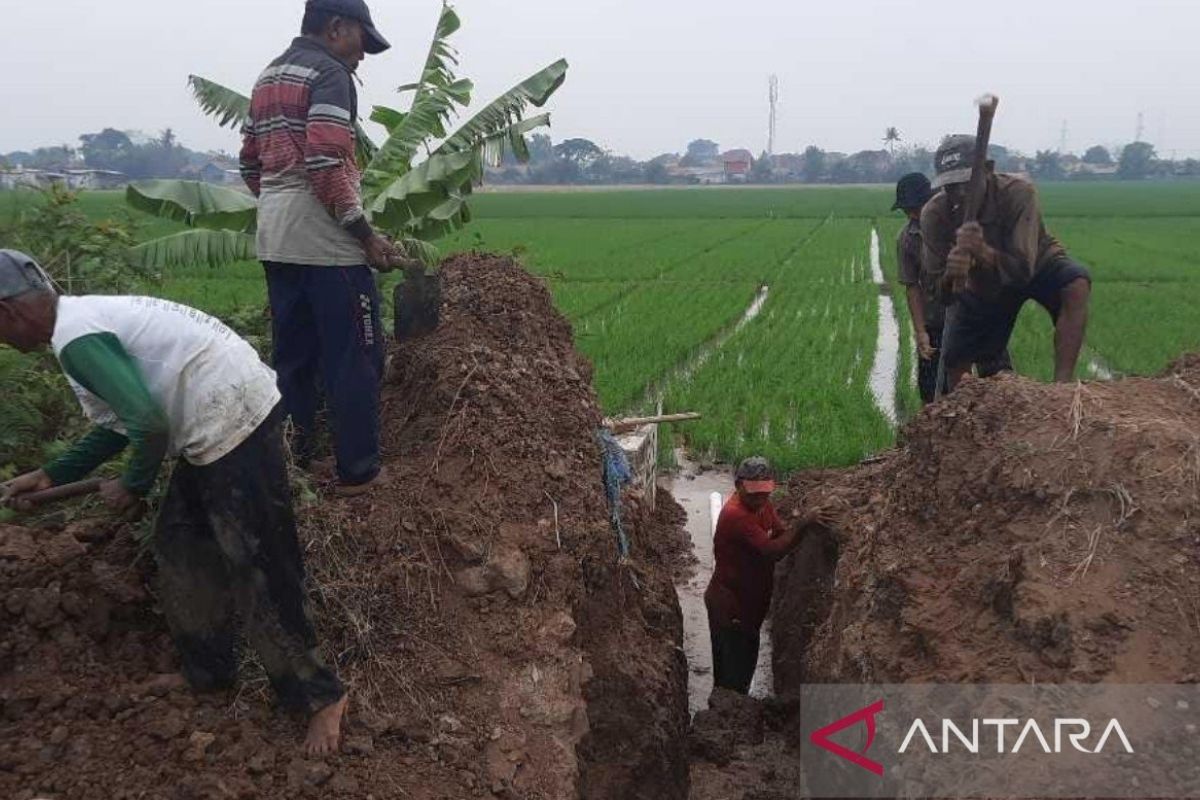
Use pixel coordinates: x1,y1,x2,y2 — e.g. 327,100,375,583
12,478,105,511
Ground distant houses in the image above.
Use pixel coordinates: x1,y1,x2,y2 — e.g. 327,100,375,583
769,153,805,181
659,150,757,185
672,165,728,185
184,159,242,186
722,149,754,182
0,167,128,191
66,169,130,190
1070,161,1119,178
0,155,242,192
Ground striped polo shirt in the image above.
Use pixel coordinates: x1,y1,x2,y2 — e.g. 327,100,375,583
240,37,374,266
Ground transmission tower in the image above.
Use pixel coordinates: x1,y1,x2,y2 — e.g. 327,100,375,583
768,75,779,156
1059,120,1069,154
1136,111,1145,142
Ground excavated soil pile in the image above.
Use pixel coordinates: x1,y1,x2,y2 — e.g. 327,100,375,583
775,365,1200,688
688,364,1200,799
0,254,690,800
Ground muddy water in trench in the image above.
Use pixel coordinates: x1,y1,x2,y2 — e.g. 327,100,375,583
664,452,774,715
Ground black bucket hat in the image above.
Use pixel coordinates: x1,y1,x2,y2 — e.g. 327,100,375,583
892,172,933,211
306,0,391,54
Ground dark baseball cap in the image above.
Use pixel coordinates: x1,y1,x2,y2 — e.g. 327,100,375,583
735,456,776,494
932,135,977,189
306,0,391,54
0,250,54,301
892,172,933,211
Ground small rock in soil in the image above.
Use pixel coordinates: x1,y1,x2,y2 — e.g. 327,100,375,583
183,730,216,762
328,773,361,794
456,567,493,597
342,734,375,756
286,758,334,789
42,532,87,567
23,586,63,629
146,709,187,741
488,547,531,599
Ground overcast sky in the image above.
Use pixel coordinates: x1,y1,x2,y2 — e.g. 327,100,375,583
2,0,1197,160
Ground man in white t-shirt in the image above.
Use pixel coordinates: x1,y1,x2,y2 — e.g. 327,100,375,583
0,250,347,756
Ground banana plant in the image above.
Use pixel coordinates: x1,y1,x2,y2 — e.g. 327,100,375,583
126,2,567,270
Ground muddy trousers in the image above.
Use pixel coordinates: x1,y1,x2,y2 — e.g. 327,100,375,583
710,624,761,695
153,404,344,713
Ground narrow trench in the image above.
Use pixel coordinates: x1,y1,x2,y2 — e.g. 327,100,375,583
665,227,887,720
683,492,844,797
665,451,775,717
651,282,775,719
670,228,872,795
770,521,842,694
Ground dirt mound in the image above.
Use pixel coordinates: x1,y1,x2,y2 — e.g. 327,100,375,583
1167,352,1200,385
774,369,1200,689
1,254,690,800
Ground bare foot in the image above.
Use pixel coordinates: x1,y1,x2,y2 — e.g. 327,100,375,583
304,694,349,757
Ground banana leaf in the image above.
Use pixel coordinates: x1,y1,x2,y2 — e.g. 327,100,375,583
437,60,567,158
188,75,250,130
129,229,257,270
188,74,378,169
362,3,471,204
366,150,479,237
126,181,258,232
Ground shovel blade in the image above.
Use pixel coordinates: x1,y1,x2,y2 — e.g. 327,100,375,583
394,265,441,341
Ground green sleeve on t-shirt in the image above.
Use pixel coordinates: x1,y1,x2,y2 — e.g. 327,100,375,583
42,333,169,495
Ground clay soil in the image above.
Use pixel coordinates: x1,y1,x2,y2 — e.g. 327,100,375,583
10,253,1200,800
689,361,1200,798
0,254,692,800
776,364,1200,688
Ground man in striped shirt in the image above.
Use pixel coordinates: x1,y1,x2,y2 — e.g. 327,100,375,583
240,0,396,496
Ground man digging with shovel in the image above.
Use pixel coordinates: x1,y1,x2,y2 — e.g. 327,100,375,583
894,172,1012,404
0,250,348,756
922,133,1092,389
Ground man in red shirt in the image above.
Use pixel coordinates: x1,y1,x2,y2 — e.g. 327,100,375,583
705,457,825,694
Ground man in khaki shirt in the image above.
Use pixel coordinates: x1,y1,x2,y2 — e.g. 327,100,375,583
921,135,1091,388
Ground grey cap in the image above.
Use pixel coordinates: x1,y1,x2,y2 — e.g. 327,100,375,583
0,250,54,301
306,0,391,54
932,134,977,189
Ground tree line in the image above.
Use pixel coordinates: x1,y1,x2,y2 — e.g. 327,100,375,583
1,128,222,179
3,129,1195,185
488,134,1198,185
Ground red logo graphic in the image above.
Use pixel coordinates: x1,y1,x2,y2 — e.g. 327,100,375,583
810,700,885,776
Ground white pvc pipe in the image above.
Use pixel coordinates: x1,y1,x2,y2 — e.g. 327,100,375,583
709,492,723,538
